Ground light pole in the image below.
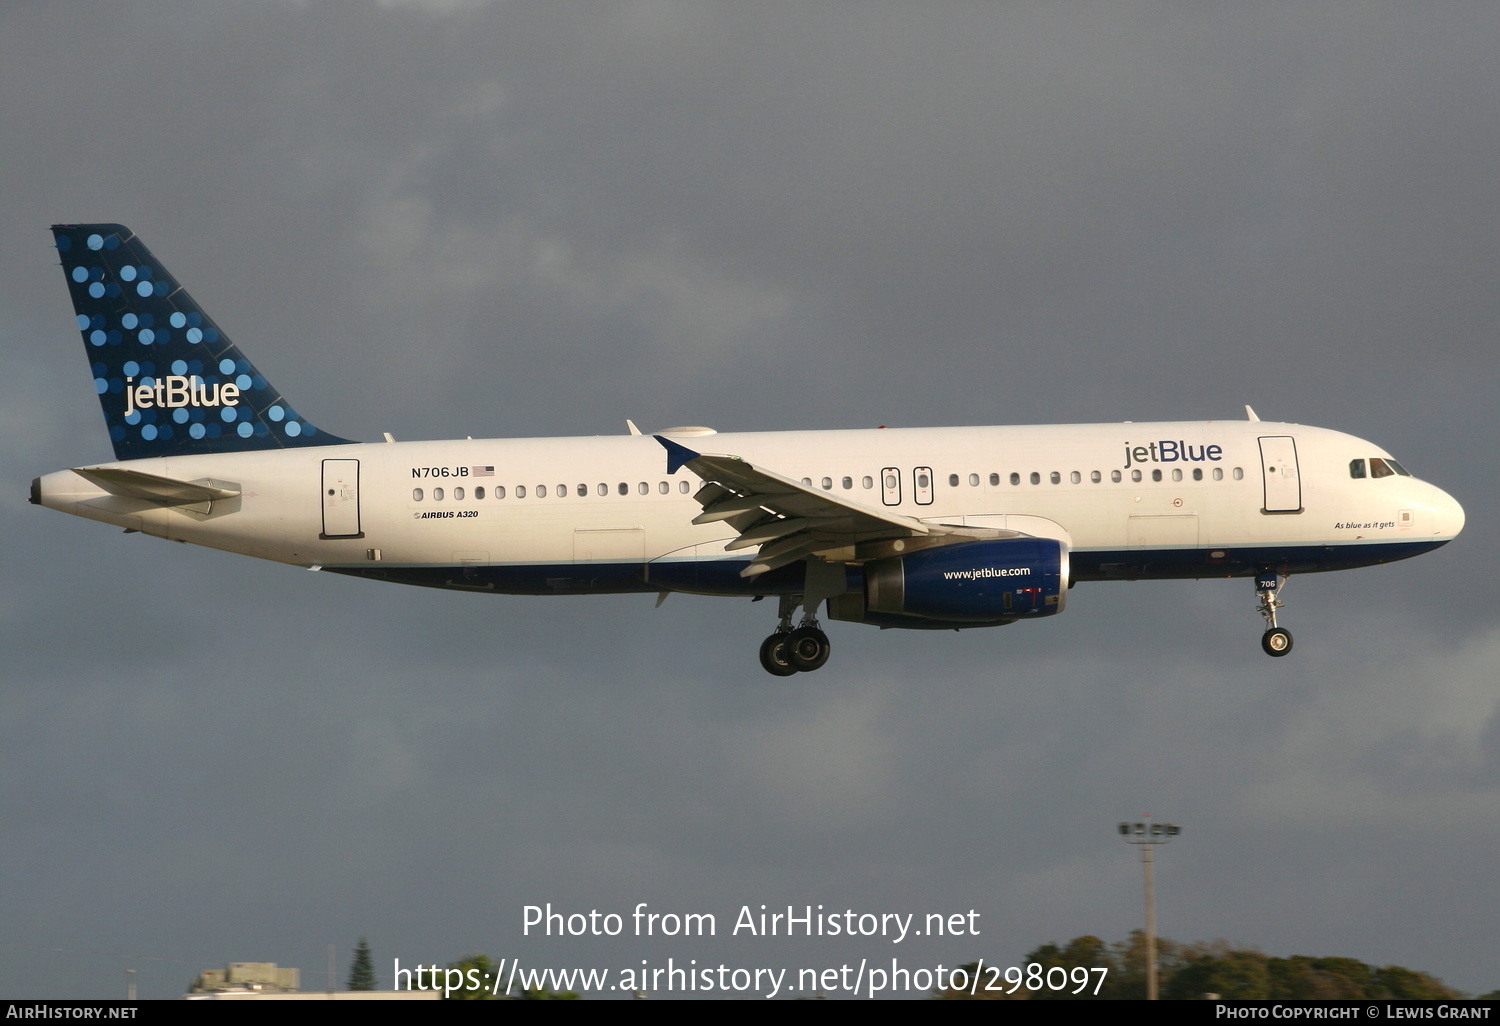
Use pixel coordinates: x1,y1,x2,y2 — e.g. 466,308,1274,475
1118,818,1180,1000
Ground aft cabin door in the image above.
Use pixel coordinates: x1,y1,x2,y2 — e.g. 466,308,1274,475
321,459,364,538
1258,436,1302,514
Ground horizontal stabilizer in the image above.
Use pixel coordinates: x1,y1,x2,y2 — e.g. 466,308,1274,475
74,466,240,507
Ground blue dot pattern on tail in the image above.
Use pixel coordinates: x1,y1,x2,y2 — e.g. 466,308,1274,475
53,224,353,461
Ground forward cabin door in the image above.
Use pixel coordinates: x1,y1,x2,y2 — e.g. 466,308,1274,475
1258,436,1303,514
321,458,363,538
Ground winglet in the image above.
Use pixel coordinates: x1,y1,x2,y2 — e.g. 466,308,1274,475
654,435,700,475
1245,405,1261,422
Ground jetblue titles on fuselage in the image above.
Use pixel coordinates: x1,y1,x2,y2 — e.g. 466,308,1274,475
1123,440,1224,469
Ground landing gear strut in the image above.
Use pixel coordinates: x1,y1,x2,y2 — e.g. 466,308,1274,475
1255,571,1293,657
759,593,832,675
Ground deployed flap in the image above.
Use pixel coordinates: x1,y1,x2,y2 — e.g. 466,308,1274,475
655,436,932,577
74,466,240,507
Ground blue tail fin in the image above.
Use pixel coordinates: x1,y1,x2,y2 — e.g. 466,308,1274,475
52,223,354,461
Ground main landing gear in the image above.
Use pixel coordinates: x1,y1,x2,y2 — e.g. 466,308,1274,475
759,594,831,676
1254,571,1293,657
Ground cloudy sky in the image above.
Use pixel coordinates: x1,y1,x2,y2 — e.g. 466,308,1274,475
3,1,1497,1000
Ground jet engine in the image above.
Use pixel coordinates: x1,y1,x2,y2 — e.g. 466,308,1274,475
828,536,1068,630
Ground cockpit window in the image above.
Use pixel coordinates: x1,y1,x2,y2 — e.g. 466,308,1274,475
1370,458,1394,479
1387,459,1411,477
1349,459,1366,479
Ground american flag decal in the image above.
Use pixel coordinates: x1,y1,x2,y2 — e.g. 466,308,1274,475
472,466,494,477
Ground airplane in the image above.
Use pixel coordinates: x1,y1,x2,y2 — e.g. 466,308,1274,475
32,224,1466,675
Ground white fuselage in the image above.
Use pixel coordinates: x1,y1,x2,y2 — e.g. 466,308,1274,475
35,419,1465,600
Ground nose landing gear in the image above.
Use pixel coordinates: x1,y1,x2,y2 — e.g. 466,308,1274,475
759,594,832,675
1255,571,1293,657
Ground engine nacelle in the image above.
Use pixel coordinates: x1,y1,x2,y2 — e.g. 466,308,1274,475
829,537,1068,629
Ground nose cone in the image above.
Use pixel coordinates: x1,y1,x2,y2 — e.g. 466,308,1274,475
1435,483,1465,540
1415,478,1465,543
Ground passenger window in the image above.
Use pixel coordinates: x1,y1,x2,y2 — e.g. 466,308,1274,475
556,484,566,497
1070,471,1081,484
578,484,588,497
679,480,690,494
434,487,445,500
618,483,628,495
881,468,901,505
989,473,1000,486
948,473,959,487
1233,467,1244,480
1370,458,1394,479
597,483,607,496
1212,468,1222,481
537,484,547,498
496,486,507,499
1349,459,1367,479
454,486,465,500
1090,470,1101,483
1030,472,1040,485
915,467,934,505
412,488,424,502
822,477,832,490
638,482,649,495
1050,471,1061,485
1011,472,1021,486
1111,470,1122,483
968,473,979,486
517,485,526,498
842,476,853,490
659,481,669,494
1151,469,1162,482
862,476,873,489
1170,469,1181,482
1131,470,1142,482
1191,469,1201,482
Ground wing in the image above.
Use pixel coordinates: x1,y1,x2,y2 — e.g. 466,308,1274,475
656,435,939,577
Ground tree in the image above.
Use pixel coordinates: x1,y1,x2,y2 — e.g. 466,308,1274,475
1027,935,1122,999
935,934,1460,1001
347,937,377,991
1375,965,1458,1000
1167,943,1272,1000
445,955,499,1000
441,954,579,1000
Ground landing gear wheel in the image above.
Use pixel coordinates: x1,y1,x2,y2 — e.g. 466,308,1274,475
786,626,831,672
1261,627,1293,657
759,633,799,676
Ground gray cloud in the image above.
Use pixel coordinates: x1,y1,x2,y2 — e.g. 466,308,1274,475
3,0,1496,998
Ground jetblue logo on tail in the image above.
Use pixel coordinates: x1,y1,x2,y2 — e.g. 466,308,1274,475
52,223,352,460
124,376,240,417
